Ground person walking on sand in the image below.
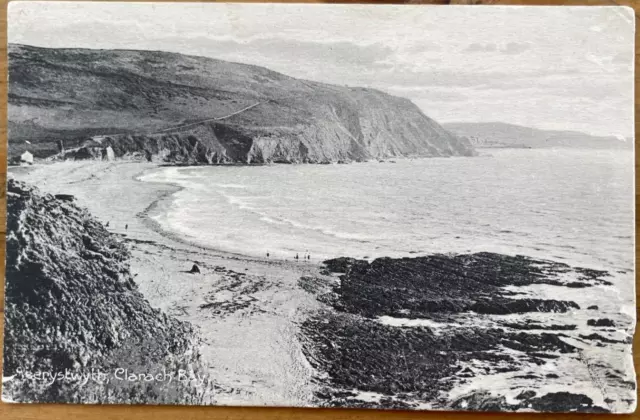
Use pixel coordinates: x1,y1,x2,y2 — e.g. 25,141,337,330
266,251,270,258
125,224,128,230
295,253,299,261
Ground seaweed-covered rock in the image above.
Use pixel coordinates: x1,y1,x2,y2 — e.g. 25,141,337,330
323,257,358,273
528,392,609,413
587,318,616,327
323,253,598,318
450,391,608,413
300,311,577,406
470,298,579,315
302,253,616,411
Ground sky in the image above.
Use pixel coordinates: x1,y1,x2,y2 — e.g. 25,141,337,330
8,2,636,137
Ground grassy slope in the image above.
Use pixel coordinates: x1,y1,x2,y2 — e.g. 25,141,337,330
8,44,474,161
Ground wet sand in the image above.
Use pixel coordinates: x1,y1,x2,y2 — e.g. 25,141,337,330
9,161,322,406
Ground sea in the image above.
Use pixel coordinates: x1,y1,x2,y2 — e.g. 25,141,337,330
140,148,636,411
140,149,634,273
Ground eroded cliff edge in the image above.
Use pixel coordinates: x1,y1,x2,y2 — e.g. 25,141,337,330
9,44,475,163
2,179,213,404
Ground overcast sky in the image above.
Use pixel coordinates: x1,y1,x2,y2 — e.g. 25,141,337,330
9,2,635,137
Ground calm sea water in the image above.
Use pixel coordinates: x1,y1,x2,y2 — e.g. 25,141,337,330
141,149,634,273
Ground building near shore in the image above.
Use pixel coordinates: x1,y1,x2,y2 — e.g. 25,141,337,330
104,146,115,161
20,150,33,165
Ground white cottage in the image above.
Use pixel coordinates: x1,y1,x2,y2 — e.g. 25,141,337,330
20,150,34,165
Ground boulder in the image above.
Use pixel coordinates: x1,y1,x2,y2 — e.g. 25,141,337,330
587,318,616,327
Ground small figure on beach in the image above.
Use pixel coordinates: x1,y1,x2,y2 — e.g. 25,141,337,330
105,221,110,227
295,253,299,261
266,251,270,258
125,224,128,230
189,263,201,274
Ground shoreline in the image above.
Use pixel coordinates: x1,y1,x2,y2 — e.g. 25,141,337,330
9,161,325,406
7,160,636,412
133,166,307,267
127,158,634,274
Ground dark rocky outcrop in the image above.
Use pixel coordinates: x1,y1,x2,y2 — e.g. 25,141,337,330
587,318,616,327
322,257,358,273
469,299,579,315
579,333,628,345
8,44,475,163
450,391,608,413
54,193,75,202
300,311,585,410
2,179,212,404
300,252,615,411
321,252,604,318
527,392,609,413
502,321,577,331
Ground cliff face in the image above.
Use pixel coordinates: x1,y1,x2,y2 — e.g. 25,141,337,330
9,44,475,163
2,180,211,403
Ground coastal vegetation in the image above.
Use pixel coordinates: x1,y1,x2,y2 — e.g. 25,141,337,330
3,179,214,404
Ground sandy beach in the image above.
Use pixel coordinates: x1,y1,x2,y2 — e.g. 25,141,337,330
8,161,323,406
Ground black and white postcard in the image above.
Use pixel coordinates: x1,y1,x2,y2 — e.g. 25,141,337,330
2,2,636,413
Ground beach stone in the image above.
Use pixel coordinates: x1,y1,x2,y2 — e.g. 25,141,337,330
54,193,75,202
528,392,608,413
587,318,615,327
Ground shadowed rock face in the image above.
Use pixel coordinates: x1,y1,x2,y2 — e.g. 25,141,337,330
8,44,475,162
3,179,210,403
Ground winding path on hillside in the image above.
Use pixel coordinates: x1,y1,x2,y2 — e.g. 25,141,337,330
155,101,263,134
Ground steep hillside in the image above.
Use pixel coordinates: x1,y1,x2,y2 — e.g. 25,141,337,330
2,179,212,403
9,44,475,163
443,122,632,150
